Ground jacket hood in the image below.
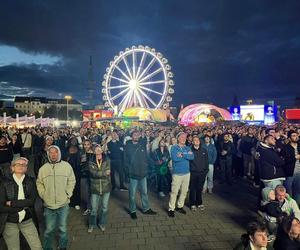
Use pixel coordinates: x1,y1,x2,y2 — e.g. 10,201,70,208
47,145,62,163
259,141,272,149
262,187,273,202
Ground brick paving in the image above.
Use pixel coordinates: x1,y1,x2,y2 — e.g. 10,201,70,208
1,158,261,250
66,179,260,250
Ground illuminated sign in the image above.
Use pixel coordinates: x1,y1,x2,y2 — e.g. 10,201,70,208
286,109,300,120
240,105,265,121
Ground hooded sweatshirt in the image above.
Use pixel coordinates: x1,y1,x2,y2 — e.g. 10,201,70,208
36,145,76,209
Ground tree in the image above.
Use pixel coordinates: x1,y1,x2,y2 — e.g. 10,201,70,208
294,96,300,108
43,105,59,118
231,94,240,107
0,108,25,117
32,111,42,118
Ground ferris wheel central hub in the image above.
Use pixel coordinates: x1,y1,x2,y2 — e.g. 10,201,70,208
129,79,139,90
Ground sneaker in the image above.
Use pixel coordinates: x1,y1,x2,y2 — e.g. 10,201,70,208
120,187,128,191
143,209,157,215
168,210,175,217
159,192,165,197
130,212,137,220
99,225,106,232
175,207,187,214
267,234,276,242
202,189,207,194
208,188,213,194
75,205,80,210
191,205,197,211
82,209,91,216
198,205,205,211
87,227,93,233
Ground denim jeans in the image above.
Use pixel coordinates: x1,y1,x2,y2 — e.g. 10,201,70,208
89,192,110,228
285,174,300,205
43,204,69,250
203,164,214,190
129,177,150,213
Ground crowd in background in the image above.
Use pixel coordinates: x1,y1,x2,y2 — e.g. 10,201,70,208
0,122,300,249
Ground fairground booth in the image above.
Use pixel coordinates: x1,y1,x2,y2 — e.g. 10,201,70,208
178,104,231,126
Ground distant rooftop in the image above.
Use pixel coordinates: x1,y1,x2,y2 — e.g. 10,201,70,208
14,96,82,105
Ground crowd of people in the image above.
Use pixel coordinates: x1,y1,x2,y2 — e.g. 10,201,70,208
0,122,300,249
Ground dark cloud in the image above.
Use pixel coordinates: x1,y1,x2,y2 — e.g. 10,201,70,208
0,0,300,107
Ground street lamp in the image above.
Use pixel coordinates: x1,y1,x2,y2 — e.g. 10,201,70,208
64,95,72,126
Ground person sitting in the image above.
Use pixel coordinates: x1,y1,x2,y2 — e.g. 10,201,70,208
260,187,286,240
275,185,300,220
273,215,300,250
233,221,271,250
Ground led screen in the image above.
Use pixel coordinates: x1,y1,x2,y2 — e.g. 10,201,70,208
240,105,265,121
286,109,300,120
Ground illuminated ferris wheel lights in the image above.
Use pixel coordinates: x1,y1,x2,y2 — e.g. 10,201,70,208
102,46,174,112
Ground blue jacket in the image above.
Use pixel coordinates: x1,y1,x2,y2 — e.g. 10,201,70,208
171,144,194,175
202,143,217,165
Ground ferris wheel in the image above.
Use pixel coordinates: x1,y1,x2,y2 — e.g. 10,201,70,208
101,45,174,114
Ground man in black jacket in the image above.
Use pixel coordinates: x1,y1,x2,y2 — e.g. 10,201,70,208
189,136,208,211
257,135,285,189
0,135,13,179
218,133,234,185
124,131,156,219
107,130,127,191
0,157,42,250
240,127,257,178
283,130,300,203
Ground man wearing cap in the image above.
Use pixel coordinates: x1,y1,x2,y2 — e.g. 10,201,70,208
124,130,157,220
36,145,76,250
0,157,42,250
168,132,194,217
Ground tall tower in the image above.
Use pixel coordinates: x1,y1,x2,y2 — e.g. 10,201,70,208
87,56,96,107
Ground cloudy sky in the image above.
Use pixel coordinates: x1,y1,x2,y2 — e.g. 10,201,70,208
0,0,299,107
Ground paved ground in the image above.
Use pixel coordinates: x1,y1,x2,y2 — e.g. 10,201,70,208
66,179,260,250
1,157,261,250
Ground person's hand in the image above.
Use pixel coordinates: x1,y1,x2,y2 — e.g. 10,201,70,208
188,151,193,155
177,152,183,158
6,201,11,207
296,155,300,161
105,170,111,176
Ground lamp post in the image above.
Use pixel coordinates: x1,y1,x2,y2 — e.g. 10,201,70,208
64,95,72,126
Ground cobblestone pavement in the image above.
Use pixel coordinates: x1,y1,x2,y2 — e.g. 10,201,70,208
66,179,260,250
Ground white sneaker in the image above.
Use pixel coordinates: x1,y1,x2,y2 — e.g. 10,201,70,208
75,205,80,210
191,205,197,211
99,225,106,232
202,189,207,194
208,188,213,194
159,192,165,197
87,227,93,233
83,209,90,216
198,205,205,211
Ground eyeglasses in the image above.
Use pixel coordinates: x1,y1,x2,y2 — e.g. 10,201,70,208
14,163,27,167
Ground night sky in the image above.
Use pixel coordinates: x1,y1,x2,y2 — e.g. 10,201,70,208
0,0,300,107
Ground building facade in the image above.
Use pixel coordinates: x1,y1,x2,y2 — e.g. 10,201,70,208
14,96,82,115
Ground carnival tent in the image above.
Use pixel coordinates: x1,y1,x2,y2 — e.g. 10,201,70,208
178,104,231,126
122,107,167,122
